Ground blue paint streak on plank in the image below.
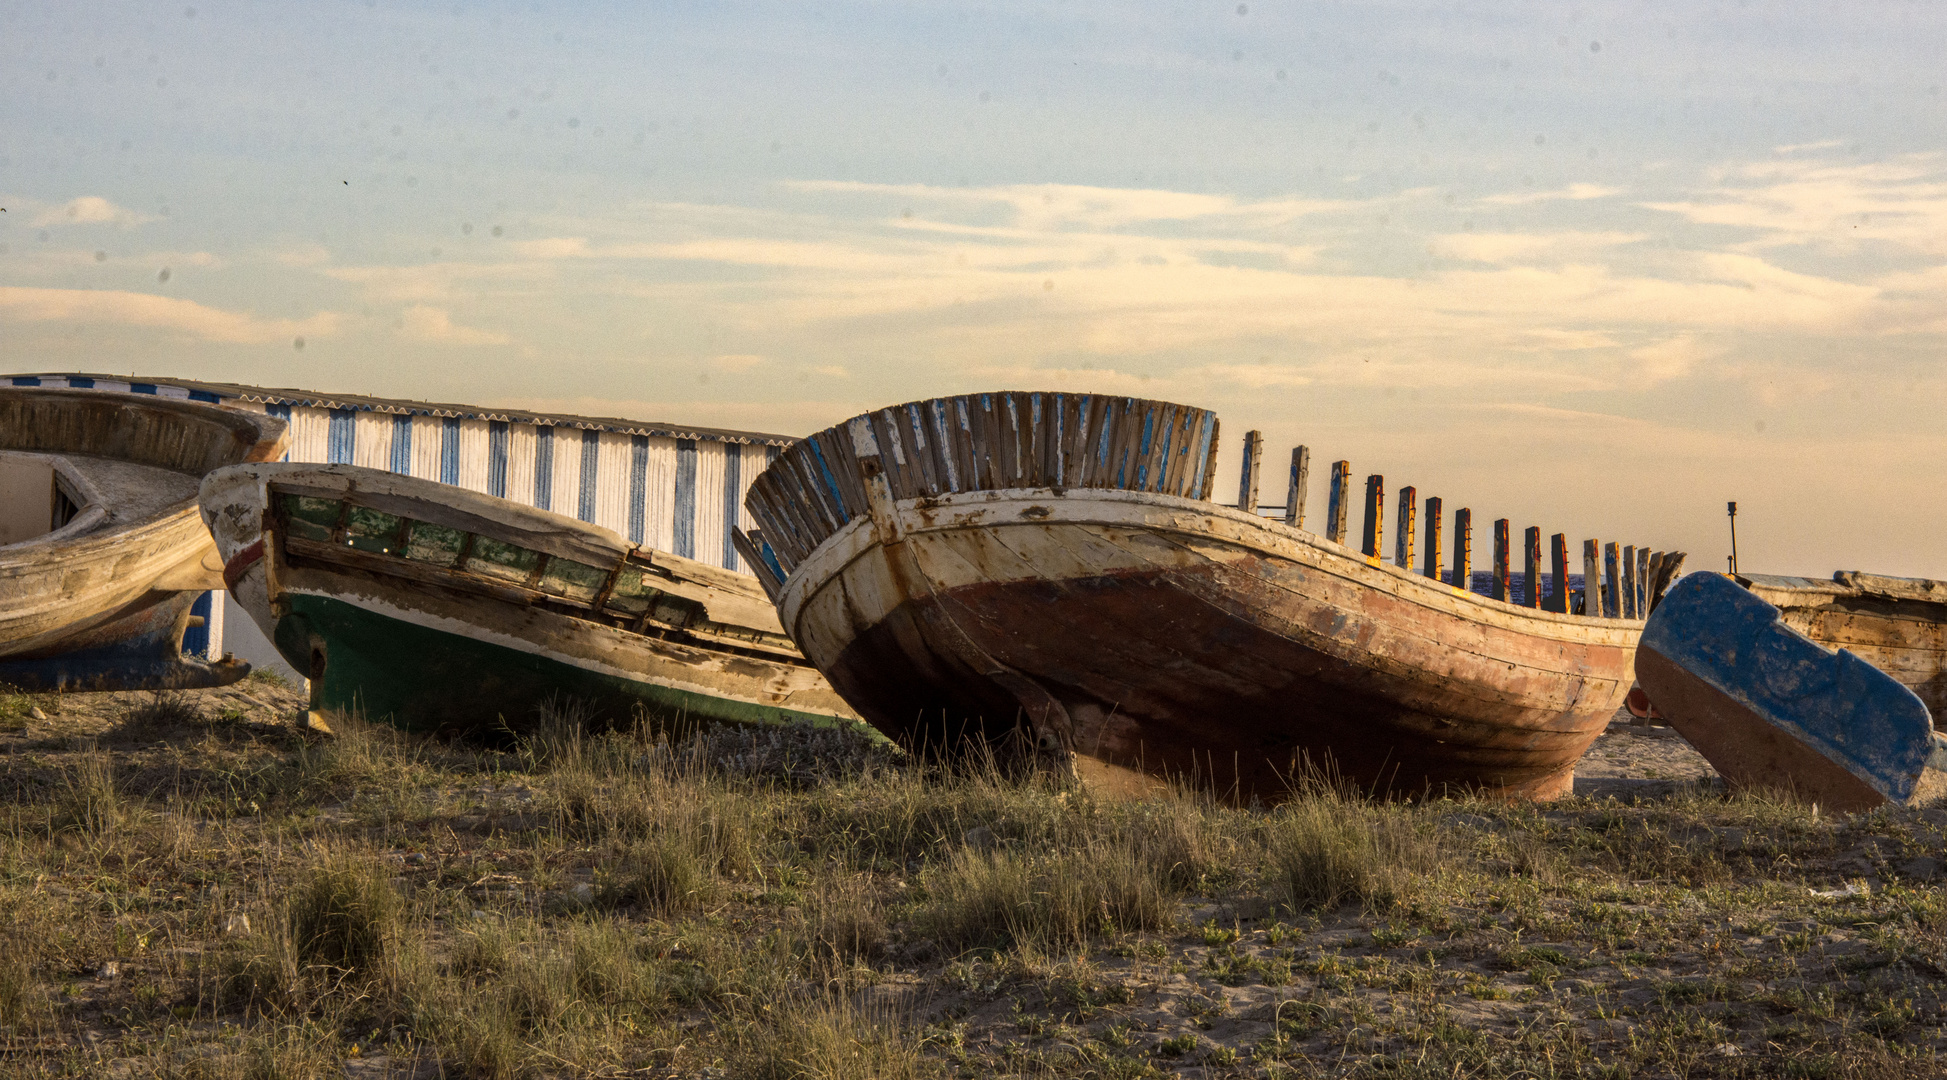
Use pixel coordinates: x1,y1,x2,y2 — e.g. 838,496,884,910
188,390,220,403
182,591,213,657
766,445,780,465
722,445,742,569
803,438,851,522
130,383,157,395
326,408,355,464
628,436,649,544
673,438,698,558
389,414,413,474
67,377,94,388
534,426,555,511
11,376,41,386
757,537,787,583
1189,412,1215,497
1643,572,1934,802
439,417,460,485
267,404,292,461
487,421,509,498
577,429,600,522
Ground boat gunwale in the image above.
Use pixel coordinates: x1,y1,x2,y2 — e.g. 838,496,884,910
0,450,112,553
776,484,1644,648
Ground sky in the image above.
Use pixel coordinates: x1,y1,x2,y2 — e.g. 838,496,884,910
2,0,1944,577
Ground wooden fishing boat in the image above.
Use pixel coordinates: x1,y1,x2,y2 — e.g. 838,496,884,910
1636,571,1946,812
737,392,1659,801
199,462,861,735
1,388,287,691
1732,572,1947,725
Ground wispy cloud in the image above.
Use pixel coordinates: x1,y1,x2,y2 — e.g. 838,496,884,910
28,196,157,228
0,287,338,343
1480,183,1623,206
398,304,508,345
1642,153,1947,252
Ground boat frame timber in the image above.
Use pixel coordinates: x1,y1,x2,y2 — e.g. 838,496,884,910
749,397,1641,802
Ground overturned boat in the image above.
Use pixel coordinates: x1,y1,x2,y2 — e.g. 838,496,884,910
1,388,287,691
1731,572,1947,724
199,462,860,735
739,392,1663,801
1636,572,1946,812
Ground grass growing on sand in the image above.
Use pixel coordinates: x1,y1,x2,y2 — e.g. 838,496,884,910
2,687,1945,1078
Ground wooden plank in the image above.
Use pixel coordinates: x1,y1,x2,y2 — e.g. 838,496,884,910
1422,496,1444,580
1604,541,1621,618
1395,486,1417,569
1199,417,1221,500
1583,539,1600,617
1523,526,1542,609
1491,518,1511,602
1326,460,1350,544
1622,544,1638,619
1636,546,1651,615
1647,550,1685,613
1284,445,1310,529
1452,508,1473,589
1361,475,1384,557
1548,533,1569,614
1237,429,1264,514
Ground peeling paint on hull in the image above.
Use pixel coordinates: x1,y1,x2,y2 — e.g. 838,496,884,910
777,486,1637,803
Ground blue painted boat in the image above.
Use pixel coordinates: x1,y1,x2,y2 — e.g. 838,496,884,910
1635,571,1947,812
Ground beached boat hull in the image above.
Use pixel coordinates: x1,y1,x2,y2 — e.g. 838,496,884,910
202,464,861,736
0,389,286,691
1735,572,1947,726
743,394,1641,802
1636,572,1947,812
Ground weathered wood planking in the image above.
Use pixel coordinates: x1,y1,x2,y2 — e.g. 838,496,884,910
1395,486,1416,570
1735,571,1947,725
1637,572,1946,812
1326,461,1350,544
1237,430,1263,515
0,389,288,691
1622,545,1638,619
1284,446,1309,529
1452,508,1473,589
1604,542,1622,618
748,394,1651,803
1491,519,1511,602
1523,527,1543,610
1547,533,1569,614
1422,496,1444,581
1582,540,1600,617
1361,475,1384,559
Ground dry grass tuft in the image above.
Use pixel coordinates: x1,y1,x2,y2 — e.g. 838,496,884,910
919,837,1179,953
730,991,931,1080
288,852,404,973
808,875,887,965
1262,785,1442,912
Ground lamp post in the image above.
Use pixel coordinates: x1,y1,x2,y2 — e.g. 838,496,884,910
1727,501,1738,575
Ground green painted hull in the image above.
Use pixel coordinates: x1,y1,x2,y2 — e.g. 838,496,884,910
273,593,856,736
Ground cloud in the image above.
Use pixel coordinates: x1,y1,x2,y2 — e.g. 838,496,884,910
788,179,1359,230
398,305,509,345
1480,183,1622,206
30,196,156,228
1627,335,1727,383
0,286,338,343
1429,231,1646,264
1642,153,1947,252
809,364,850,377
